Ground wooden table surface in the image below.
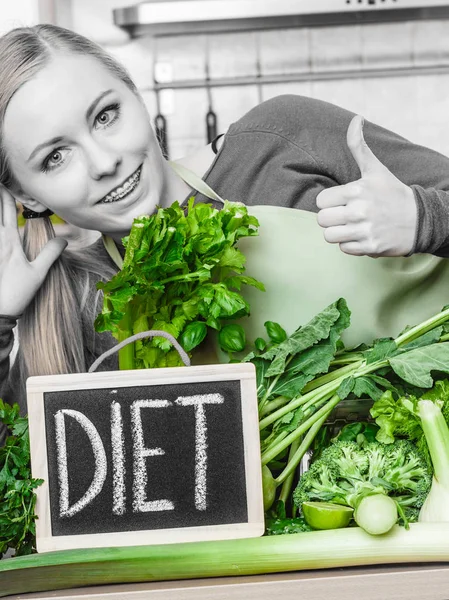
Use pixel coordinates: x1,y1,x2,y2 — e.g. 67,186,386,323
5,564,449,600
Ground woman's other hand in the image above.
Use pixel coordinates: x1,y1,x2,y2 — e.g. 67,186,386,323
0,187,67,317
316,115,417,257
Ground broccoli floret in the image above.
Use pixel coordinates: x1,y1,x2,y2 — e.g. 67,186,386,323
293,439,431,514
378,439,432,508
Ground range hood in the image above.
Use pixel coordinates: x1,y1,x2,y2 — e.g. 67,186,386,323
113,0,449,37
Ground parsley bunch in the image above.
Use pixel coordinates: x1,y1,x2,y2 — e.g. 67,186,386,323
0,400,42,558
95,199,264,369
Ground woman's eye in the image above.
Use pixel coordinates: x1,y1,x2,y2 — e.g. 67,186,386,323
95,103,120,129
41,148,68,172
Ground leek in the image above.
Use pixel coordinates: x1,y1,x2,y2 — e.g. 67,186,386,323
418,400,449,522
2,524,449,597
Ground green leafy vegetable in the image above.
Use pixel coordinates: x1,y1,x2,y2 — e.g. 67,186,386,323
265,516,312,535
253,303,449,521
179,321,207,353
218,323,246,354
389,344,449,388
332,422,379,446
0,400,43,558
95,199,264,368
264,321,287,344
370,380,449,467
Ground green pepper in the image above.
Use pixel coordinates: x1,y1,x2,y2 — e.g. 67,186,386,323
218,324,246,353
179,321,207,352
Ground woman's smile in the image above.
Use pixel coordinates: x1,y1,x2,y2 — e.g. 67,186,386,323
97,164,143,204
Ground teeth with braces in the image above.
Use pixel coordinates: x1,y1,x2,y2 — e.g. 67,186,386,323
100,168,141,203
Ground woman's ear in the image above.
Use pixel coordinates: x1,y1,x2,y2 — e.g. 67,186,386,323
12,189,48,214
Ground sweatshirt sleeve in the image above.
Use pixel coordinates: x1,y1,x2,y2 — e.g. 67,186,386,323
227,95,449,257
411,186,449,257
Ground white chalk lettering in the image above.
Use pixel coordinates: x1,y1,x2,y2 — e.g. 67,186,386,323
175,394,224,510
131,399,174,513
111,401,126,515
54,409,107,518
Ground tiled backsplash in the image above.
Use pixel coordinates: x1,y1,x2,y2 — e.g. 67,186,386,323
55,0,449,160
98,19,449,160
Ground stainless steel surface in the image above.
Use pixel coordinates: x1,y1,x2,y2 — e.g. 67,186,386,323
113,0,449,37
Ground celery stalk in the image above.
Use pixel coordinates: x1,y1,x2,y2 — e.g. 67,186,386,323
113,221,145,371
3,524,449,597
122,222,145,269
118,309,135,370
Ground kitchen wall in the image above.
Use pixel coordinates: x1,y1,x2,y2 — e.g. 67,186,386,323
13,1,449,159
0,0,39,33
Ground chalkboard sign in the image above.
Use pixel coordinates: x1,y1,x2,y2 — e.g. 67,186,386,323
26,363,263,553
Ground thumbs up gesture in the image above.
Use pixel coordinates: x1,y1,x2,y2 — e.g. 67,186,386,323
316,115,417,257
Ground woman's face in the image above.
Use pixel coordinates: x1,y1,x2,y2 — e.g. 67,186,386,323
3,53,166,239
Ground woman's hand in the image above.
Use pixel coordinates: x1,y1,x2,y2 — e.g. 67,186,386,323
316,115,417,257
0,186,67,317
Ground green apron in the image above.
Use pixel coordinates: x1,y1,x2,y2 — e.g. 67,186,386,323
237,206,449,349
104,161,449,351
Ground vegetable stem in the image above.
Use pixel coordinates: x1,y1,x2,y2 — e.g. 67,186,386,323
261,394,341,465
259,355,386,433
158,270,211,285
418,400,449,487
301,361,364,394
278,439,301,507
118,309,135,370
275,411,330,485
258,355,297,412
122,222,145,268
330,354,365,365
394,307,449,347
259,379,343,431
259,395,291,418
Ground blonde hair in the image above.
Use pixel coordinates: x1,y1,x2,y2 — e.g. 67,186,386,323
0,25,135,395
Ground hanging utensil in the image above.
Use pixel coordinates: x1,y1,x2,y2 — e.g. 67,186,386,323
255,33,263,106
154,92,169,160
205,36,217,145
153,43,169,160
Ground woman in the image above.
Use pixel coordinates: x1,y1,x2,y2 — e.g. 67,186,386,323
1,24,449,441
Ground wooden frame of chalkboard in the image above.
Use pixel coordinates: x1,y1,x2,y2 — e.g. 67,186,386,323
27,363,264,553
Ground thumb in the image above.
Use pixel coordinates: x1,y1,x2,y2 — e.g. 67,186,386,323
32,237,68,276
347,115,386,177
